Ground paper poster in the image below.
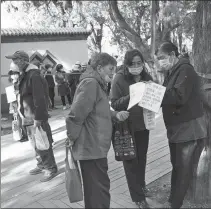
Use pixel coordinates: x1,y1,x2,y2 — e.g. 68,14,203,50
5,85,16,103
127,82,146,110
138,82,166,113
143,108,156,130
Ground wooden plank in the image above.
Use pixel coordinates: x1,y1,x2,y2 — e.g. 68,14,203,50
23,201,44,208
50,200,70,208
38,200,59,208
60,197,83,208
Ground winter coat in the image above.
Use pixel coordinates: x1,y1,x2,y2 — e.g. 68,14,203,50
66,68,117,160
66,70,82,98
18,64,48,125
45,73,55,89
162,58,204,127
55,71,70,96
110,65,152,132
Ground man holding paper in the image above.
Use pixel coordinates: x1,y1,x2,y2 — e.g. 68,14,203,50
111,49,153,208
157,42,207,208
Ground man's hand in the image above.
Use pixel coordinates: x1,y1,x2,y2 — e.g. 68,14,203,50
34,120,42,127
116,111,129,121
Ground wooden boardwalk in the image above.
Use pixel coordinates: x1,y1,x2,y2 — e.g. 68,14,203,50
1,108,170,208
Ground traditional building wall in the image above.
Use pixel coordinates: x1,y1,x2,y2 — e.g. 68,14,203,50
1,28,90,113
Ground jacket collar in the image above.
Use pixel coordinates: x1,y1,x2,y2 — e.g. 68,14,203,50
80,66,108,93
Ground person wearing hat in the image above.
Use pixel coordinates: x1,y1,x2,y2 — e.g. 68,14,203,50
6,50,58,182
66,61,83,101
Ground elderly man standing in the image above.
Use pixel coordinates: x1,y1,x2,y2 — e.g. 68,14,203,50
6,51,58,182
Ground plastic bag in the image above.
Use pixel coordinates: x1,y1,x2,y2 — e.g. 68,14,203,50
65,146,83,203
35,126,50,150
12,116,22,141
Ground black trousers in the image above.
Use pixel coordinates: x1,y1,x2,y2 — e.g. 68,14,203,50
123,130,149,202
48,87,55,108
26,121,57,172
79,158,110,209
169,140,198,208
61,94,72,106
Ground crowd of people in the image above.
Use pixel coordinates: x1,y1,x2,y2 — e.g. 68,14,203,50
5,41,211,208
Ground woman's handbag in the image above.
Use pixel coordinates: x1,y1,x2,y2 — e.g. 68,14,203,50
12,114,22,141
65,141,83,203
112,120,136,161
35,126,50,150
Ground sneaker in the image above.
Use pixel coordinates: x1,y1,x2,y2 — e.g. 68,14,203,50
40,170,58,182
135,200,150,208
63,106,67,110
19,136,28,142
29,167,43,175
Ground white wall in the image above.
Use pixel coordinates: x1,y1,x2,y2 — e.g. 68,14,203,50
1,40,88,94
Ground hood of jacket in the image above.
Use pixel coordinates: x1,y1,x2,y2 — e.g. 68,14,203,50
80,66,108,93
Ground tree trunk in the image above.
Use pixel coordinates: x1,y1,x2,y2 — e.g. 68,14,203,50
108,0,151,61
150,1,157,57
192,1,211,74
188,0,211,204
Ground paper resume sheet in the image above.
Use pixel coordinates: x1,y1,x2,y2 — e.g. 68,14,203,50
127,82,146,110
127,81,166,113
5,85,17,103
143,108,156,130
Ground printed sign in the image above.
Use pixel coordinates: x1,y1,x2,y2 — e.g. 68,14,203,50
143,109,156,130
127,81,166,113
5,85,16,103
138,82,166,113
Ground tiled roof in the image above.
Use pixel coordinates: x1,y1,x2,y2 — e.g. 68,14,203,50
1,28,91,36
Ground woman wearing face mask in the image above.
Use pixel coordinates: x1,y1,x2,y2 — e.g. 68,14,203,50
157,42,207,209
110,49,153,209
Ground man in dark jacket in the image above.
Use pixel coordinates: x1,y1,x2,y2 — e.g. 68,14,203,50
67,62,82,101
157,42,207,208
6,51,58,182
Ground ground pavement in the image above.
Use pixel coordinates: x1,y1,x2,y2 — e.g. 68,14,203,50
1,107,170,208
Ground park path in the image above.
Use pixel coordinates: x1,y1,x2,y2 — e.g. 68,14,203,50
1,107,170,208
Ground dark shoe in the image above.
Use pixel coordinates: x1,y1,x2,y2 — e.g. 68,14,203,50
19,136,28,142
142,187,151,197
29,167,43,175
40,170,58,182
135,200,151,208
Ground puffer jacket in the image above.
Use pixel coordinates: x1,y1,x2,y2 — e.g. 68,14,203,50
18,64,48,124
110,65,152,132
66,68,117,160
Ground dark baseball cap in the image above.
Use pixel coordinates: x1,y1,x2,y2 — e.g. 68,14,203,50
5,50,29,62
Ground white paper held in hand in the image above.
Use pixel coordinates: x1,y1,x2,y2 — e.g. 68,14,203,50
143,108,156,130
127,82,146,110
5,85,16,103
138,82,166,113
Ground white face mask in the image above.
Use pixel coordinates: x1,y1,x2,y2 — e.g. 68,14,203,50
128,66,143,75
159,59,173,71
